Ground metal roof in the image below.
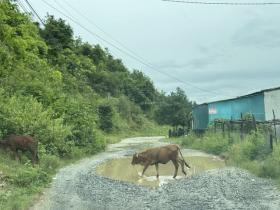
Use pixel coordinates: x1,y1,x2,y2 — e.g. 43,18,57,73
196,86,280,106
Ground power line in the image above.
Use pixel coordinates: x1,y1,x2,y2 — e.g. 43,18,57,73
40,0,220,95
41,0,219,95
23,0,45,26
55,0,202,95
53,0,74,17
162,0,280,5
16,0,30,14
58,0,154,68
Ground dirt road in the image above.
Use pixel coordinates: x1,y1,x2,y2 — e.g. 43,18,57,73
31,137,280,210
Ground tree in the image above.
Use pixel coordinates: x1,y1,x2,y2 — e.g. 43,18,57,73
40,15,74,57
154,87,192,128
123,70,157,111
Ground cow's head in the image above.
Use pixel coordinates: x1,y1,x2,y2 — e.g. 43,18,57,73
131,153,146,165
131,153,139,165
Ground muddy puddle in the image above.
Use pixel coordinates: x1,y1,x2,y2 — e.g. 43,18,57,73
96,156,225,188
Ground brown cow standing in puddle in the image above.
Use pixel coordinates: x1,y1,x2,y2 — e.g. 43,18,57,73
131,144,190,178
0,134,39,166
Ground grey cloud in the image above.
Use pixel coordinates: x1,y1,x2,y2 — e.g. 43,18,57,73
232,16,280,48
30,0,280,104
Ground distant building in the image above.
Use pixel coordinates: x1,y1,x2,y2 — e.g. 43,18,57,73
192,87,280,131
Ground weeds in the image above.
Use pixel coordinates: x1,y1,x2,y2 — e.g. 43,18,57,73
178,130,280,186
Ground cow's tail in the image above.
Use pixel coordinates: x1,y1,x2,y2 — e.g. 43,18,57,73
178,146,191,168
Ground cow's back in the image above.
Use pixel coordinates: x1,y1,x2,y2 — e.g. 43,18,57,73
157,144,179,163
143,144,179,164
7,135,38,151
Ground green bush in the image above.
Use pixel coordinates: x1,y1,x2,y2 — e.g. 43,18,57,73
259,144,280,178
181,132,229,155
40,154,61,172
200,133,229,155
180,130,280,184
181,132,197,147
0,91,72,156
98,104,114,132
229,132,270,162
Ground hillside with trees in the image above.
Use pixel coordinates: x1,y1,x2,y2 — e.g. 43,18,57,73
0,1,193,208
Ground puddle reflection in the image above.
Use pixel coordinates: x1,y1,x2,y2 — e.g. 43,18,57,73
96,156,225,188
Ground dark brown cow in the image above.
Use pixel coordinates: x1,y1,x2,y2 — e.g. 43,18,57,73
0,134,39,166
131,144,190,178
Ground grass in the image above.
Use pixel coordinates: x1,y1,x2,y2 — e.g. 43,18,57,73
174,130,280,187
0,123,169,210
0,149,82,210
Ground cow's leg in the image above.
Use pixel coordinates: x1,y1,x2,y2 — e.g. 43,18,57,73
36,152,39,164
171,159,179,178
178,159,187,176
141,163,150,177
31,151,37,167
15,149,20,162
155,163,159,178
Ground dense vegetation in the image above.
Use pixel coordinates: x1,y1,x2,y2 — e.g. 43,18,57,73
176,128,280,186
0,1,193,209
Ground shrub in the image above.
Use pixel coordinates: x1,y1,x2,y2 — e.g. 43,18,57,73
0,91,72,156
200,133,228,155
230,133,270,161
181,132,229,155
40,154,61,172
259,144,280,178
98,104,114,132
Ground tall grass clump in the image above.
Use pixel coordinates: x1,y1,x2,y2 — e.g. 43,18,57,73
179,129,280,186
181,131,229,155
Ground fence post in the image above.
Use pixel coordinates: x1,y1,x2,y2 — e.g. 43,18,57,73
240,113,244,140
214,121,216,133
273,110,277,144
252,114,257,133
270,134,273,151
222,121,225,137
227,121,230,138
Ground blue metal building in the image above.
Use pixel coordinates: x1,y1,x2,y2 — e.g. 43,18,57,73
192,87,280,130
192,103,208,130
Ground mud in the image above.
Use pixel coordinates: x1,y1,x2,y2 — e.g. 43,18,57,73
31,136,280,210
96,156,225,187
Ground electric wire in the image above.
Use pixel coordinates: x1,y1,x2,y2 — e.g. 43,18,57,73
162,0,280,5
16,0,30,14
24,0,45,25
58,0,155,68
40,0,220,95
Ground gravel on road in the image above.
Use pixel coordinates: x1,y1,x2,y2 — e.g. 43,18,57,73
31,137,280,210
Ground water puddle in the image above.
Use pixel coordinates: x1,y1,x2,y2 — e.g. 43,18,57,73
96,156,225,188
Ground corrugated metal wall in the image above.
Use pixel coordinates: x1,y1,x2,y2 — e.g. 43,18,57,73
264,89,280,137
192,89,279,130
208,93,265,122
264,89,280,120
192,104,209,130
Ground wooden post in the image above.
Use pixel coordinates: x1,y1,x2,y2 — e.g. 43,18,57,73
227,121,233,144
273,110,277,143
227,121,230,138
222,122,225,137
252,114,257,133
240,113,244,140
270,134,273,151
230,116,233,133
214,121,217,133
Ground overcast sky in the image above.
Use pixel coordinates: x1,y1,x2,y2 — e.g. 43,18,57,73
24,0,280,103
